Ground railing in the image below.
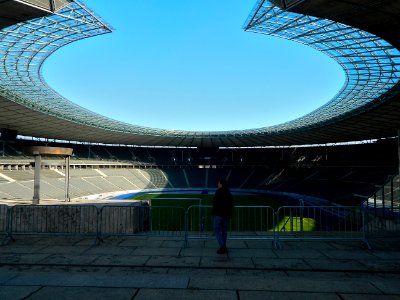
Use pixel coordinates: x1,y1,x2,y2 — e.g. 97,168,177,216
99,205,186,240
0,205,9,238
99,205,149,238
363,174,400,233
275,206,368,248
8,205,99,241
1,203,369,248
186,205,275,242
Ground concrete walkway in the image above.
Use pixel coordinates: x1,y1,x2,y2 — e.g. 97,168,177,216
1,234,400,299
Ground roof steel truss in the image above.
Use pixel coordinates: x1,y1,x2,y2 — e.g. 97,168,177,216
243,0,400,134
0,0,399,146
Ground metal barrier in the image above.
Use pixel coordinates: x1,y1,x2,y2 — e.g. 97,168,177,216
185,205,212,240
0,205,9,241
100,205,149,237
9,205,99,240
0,203,369,249
99,204,186,240
148,205,186,237
231,205,275,241
365,208,400,233
186,205,276,245
275,206,369,248
363,175,400,233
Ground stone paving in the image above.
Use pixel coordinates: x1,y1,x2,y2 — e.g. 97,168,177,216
0,234,400,299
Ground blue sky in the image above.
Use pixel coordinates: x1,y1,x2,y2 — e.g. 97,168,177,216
43,0,345,132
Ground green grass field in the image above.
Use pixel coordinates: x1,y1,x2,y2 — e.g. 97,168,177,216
132,193,281,208
131,193,316,232
274,216,316,232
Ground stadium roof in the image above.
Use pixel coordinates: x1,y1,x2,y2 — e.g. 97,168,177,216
0,0,73,29
0,0,400,147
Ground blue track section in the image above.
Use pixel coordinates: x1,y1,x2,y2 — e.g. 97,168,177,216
110,189,332,210
111,189,215,200
110,188,310,201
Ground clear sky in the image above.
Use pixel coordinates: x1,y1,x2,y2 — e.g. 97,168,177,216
42,0,345,132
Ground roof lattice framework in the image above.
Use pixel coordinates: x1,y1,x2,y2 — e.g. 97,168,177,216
0,1,190,138
0,0,399,147
243,0,400,133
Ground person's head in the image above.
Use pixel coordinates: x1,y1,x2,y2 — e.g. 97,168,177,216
217,179,229,189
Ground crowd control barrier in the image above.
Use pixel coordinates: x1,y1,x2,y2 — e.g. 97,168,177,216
8,205,99,241
0,205,9,240
99,205,186,241
185,205,276,245
275,205,369,248
0,203,369,248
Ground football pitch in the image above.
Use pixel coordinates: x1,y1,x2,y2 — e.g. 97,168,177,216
131,193,281,209
130,193,316,232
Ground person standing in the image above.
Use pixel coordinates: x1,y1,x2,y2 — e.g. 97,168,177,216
212,179,234,254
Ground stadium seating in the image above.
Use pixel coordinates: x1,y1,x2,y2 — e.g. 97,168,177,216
0,139,397,204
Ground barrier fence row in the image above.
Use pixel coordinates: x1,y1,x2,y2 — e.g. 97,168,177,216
0,204,370,248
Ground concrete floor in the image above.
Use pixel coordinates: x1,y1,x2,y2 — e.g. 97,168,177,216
0,234,400,299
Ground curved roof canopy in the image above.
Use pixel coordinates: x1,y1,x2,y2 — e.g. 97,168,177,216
0,0,73,29
0,0,400,147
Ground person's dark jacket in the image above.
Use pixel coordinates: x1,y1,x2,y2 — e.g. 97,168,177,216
212,187,234,219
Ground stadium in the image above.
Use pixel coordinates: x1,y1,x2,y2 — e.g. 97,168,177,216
0,0,399,241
